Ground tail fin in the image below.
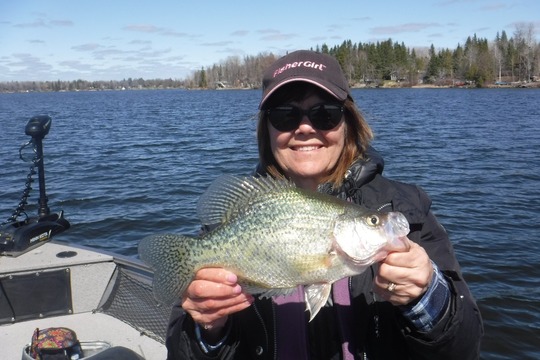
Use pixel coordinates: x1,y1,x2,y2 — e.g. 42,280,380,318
138,233,195,306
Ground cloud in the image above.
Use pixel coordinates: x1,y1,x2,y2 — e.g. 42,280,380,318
135,48,172,58
215,47,246,56
4,53,54,79
123,24,190,38
58,60,91,71
9,53,47,65
473,27,491,33
50,20,74,27
72,43,103,52
231,30,249,37
14,19,48,28
350,16,372,22
370,23,441,35
201,41,234,47
480,3,508,11
428,33,445,38
93,48,129,59
257,29,297,41
326,24,345,33
258,29,280,34
129,40,152,45
262,33,297,41
123,24,162,33
161,30,189,37
437,0,474,5
14,18,74,28
0,45,193,81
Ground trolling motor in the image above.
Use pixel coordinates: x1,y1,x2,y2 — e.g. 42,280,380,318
0,115,70,256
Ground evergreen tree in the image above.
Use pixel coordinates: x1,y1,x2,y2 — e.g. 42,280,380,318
199,67,208,88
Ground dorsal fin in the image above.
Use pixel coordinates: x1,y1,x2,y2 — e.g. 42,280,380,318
196,175,295,226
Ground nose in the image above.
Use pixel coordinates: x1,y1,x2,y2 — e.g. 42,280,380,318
296,115,316,132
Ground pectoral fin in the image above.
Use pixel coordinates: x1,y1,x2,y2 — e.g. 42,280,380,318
303,283,332,321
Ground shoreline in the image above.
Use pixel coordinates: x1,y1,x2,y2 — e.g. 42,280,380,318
1,82,539,94
352,81,540,89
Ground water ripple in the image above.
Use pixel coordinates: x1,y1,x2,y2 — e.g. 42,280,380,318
1,88,539,358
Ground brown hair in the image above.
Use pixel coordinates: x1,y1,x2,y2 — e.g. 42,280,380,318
257,83,373,187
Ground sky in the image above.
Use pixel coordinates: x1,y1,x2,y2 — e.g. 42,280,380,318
1,0,539,82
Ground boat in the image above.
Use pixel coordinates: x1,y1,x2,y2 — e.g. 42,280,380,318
1,116,169,359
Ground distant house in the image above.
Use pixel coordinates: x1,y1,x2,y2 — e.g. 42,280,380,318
215,81,230,89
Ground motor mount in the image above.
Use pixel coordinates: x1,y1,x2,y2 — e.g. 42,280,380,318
0,115,70,256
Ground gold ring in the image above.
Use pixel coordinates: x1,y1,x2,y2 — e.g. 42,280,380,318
387,282,397,292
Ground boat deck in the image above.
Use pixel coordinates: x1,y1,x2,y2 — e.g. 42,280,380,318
0,241,168,359
2,311,166,359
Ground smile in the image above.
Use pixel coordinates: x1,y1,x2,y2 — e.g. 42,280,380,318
292,145,321,151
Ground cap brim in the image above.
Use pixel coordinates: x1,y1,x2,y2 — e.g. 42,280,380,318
259,77,348,109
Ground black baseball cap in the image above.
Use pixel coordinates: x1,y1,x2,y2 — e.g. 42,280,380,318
259,50,351,109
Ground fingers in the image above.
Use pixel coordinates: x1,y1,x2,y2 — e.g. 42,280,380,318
194,268,239,284
189,269,242,299
374,240,434,305
185,288,253,316
181,268,254,330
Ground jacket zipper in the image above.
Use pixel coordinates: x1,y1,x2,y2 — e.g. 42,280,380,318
377,202,392,212
252,301,275,359
271,301,277,360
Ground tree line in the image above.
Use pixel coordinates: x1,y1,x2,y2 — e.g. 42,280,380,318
193,23,539,89
0,77,185,93
1,23,537,93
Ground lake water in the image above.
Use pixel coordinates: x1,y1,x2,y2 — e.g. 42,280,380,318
1,88,539,359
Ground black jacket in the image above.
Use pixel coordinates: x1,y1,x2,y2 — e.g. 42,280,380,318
166,150,483,359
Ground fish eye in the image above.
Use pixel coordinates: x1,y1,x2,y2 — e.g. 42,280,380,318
366,215,380,226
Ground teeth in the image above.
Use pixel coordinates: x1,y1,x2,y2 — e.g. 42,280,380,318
295,146,319,151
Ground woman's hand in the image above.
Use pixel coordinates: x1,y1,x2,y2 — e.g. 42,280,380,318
181,268,254,339
374,238,434,306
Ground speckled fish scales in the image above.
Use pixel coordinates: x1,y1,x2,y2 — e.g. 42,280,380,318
139,175,409,320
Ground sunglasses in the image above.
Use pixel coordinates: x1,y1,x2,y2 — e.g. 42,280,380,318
266,103,344,132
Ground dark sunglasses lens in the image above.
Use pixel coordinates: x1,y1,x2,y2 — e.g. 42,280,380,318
267,105,343,131
268,107,300,131
309,105,343,130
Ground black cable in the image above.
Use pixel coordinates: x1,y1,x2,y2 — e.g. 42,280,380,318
1,140,39,226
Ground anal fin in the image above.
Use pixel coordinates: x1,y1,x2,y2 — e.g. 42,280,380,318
304,283,332,321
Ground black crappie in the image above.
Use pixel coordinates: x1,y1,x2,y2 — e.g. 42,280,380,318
139,175,410,320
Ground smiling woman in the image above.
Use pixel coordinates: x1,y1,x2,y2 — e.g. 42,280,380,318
165,50,484,360
265,89,348,191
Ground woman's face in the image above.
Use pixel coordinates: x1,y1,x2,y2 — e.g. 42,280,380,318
268,90,346,190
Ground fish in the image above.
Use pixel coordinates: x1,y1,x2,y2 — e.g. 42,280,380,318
138,175,410,320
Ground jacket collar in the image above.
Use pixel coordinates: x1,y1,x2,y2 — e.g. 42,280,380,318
318,146,384,197
254,146,385,198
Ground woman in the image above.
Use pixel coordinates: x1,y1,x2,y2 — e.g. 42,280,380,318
166,50,483,359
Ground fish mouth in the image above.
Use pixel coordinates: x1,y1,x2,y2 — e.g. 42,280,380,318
385,212,410,251
388,212,410,237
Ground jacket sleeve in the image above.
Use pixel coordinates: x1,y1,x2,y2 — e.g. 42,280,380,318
402,188,484,359
165,304,241,360
166,299,277,360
